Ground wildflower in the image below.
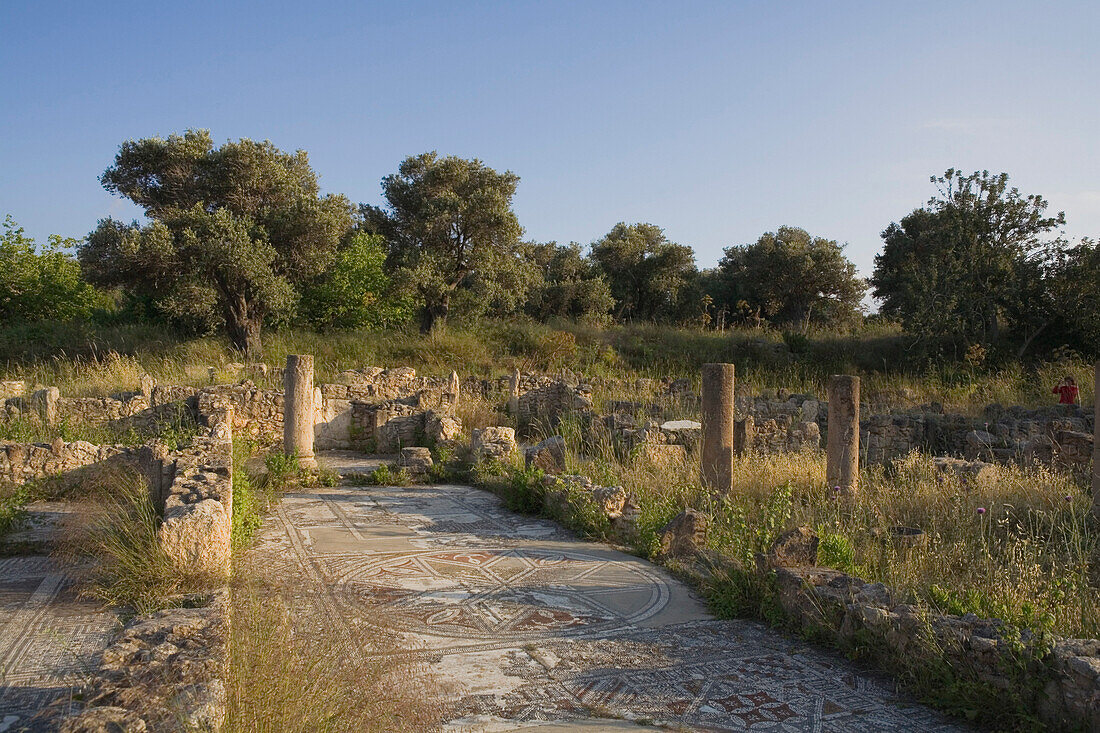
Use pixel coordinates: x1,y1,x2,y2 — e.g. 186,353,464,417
1064,495,1073,502
833,485,841,493
976,507,986,515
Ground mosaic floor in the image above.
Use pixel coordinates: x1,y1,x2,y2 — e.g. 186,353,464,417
257,459,969,732
0,555,117,731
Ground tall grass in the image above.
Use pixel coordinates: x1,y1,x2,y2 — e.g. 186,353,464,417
1,320,1092,412
225,556,441,731
65,467,222,614
535,407,1100,639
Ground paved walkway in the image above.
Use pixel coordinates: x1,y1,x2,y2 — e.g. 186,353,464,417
258,467,967,732
0,505,118,731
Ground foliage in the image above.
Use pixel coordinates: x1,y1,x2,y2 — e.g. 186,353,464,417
0,215,105,323
299,232,411,330
589,222,697,322
363,151,525,332
81,130,353,355
264,451,305,492
522,241,615,324
871,169,1065,357
0,483,31,538
713,226,865,329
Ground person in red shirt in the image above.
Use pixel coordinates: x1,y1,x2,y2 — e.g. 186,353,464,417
1052,376,1079,405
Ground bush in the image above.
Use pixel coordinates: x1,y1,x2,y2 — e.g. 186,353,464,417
299,233,412,331
0,215,106,323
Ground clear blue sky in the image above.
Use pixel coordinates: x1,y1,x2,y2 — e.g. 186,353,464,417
3,0,1098,281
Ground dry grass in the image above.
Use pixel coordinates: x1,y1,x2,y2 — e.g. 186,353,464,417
1,321,1093,414
60,466,223,614
224,553,442,732
552,422,1100,638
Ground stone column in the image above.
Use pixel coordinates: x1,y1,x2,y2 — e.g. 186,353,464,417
1093,362,1099,520
508,368,521,416
826,375,860,493
700,363,735,493
284,354,317,469
32,387,59,426
445,370,460,410
734,415,754,457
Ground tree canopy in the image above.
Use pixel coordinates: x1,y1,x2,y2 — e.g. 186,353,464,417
714,226,865,328
81,130,353,355
871,169,1065,356
523,241,615,324
363,152,523,333
589,223,696,322
1,215,103,323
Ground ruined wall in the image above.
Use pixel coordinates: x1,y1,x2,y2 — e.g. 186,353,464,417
516,380,593,431
772,564,1100,730
0,439,133,485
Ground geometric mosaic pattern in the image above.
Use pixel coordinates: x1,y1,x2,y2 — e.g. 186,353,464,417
0,556,118,732
258,471,970,731
324,547,670,640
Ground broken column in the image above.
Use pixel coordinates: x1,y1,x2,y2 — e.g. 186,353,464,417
1093,362,1099,520
31,387,59,426
700,363,735,493
508,368,521,416
826,375,860,493
734,415,754,457
444,370,460,410
284,354,317,469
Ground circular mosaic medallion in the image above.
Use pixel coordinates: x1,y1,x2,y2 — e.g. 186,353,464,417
324,548,670,640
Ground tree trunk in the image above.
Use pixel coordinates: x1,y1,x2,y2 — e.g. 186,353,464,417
1016,320,1050,359
225,298,263,358
419,293,450,335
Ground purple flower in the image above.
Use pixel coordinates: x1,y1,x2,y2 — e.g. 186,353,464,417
976,507,986,515
1065,495,1073,502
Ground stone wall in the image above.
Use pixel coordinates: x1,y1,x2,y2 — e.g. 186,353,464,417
516,380,593,432
62,593,229,732
772,563,1100,730
0,439,133,485
349,396,461,453
156,398,234,579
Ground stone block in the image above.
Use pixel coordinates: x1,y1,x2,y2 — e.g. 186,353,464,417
765,526,819,568
657,509,708,560
524,435,566,474
397,447,433,476
471,426,517,461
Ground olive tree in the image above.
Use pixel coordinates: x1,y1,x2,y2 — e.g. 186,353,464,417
589,223,697,322
363,152,523,333
714,226,865,328
81,130,352,355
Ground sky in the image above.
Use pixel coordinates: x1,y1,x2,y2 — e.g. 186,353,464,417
3,0,1099,282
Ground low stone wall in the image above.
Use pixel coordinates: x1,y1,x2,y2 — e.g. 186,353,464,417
350,397,461,453
61,592,229,732
0,439,132,485
156,399,234,579
516,380,593,432
772,563,1100,730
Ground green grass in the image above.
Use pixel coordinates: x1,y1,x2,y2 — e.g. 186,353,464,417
0,406,200,448
0,483,31,538
0,319,1092,413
